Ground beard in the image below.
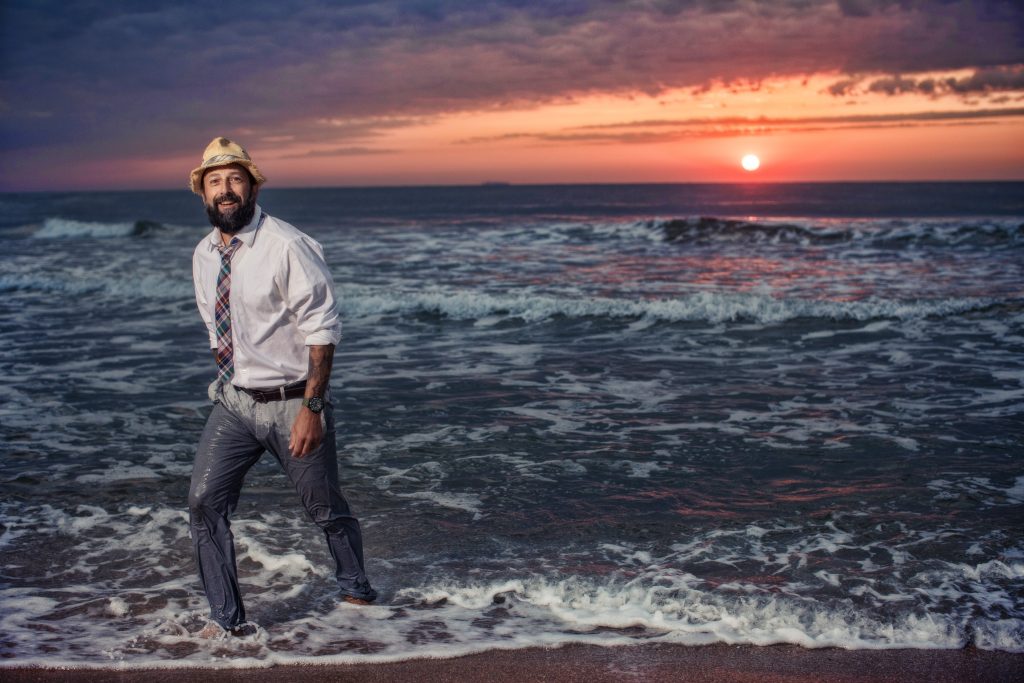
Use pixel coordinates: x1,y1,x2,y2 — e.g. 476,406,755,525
205,190,257,234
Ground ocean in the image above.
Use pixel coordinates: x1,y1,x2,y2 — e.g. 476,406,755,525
1,182,1022,668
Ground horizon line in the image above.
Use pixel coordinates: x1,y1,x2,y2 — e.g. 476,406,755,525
3,178,1023,195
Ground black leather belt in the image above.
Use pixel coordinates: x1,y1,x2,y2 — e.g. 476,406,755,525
237,381,307,403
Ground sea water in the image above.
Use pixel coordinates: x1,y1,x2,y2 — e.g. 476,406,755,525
1,183,1022,668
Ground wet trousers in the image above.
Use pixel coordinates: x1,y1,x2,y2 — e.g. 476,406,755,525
188,382,376,629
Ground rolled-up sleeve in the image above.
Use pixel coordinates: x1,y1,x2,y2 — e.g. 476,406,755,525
284,236,343,346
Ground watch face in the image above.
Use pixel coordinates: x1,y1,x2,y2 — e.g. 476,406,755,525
305,397,325,413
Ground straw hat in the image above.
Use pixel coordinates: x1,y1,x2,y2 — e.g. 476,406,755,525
189,137,266,195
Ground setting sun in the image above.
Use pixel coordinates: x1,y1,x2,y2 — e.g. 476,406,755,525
741,154,761,172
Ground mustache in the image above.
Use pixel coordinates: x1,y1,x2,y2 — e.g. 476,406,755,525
213,191,243,207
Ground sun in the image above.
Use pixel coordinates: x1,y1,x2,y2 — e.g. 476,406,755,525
741,154,761,172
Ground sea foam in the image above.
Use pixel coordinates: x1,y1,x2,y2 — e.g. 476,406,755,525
337,286,999,325
32,218,164,239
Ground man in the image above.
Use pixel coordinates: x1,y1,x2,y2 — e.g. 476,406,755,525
188,137,376,638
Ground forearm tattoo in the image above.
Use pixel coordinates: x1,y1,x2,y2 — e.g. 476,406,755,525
306,344,335,398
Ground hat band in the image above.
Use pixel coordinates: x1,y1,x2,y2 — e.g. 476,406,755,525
203,153,249,166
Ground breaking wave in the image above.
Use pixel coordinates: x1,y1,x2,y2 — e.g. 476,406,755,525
339,287,1002,325
652,216,1024,248
32,218,166,239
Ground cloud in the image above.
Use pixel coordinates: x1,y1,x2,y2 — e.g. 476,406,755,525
250,115,427,157
829,65,1024,97
279,146,398,158
578,107,1024,128
460,107,1024,145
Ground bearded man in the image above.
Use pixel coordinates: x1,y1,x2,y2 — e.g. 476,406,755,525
188,137,376,638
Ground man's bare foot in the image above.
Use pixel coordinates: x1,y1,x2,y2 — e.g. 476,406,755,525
341,595,374,606
197,621,226,639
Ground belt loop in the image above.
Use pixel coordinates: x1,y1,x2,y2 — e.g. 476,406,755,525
280,385,286,401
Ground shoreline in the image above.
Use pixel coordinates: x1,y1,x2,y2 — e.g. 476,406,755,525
3,643,1023,683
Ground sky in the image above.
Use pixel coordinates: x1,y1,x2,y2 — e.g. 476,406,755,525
1,0,1023,191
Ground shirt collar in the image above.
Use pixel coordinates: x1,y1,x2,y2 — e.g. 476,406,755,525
205,205,264,250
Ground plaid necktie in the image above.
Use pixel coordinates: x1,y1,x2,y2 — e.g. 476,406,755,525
215,238,243,383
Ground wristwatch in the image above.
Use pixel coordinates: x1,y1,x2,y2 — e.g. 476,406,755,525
302,396,325,414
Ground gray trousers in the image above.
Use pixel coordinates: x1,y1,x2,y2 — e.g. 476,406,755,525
189,382,376,629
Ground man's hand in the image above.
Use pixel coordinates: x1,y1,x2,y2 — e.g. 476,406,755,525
289,406,323,458
291,344,334,458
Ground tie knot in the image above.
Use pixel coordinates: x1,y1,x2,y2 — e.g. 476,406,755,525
218,237,242,260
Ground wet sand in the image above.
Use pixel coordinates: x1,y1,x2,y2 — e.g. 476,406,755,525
4,643,1023,683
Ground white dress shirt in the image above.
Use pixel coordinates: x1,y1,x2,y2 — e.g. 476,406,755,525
192,205,342,388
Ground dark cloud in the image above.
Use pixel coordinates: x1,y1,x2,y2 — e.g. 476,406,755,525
460,107,1024,144
587,107,1024,127
836,0,876,18
830,65,1024,97
468,120,1003,146
945,65,1024,93
1,0,1022,174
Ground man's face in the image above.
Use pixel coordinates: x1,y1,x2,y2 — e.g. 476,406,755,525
202,164,258,233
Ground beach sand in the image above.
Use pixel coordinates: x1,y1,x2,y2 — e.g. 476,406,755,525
4,643,1023,682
